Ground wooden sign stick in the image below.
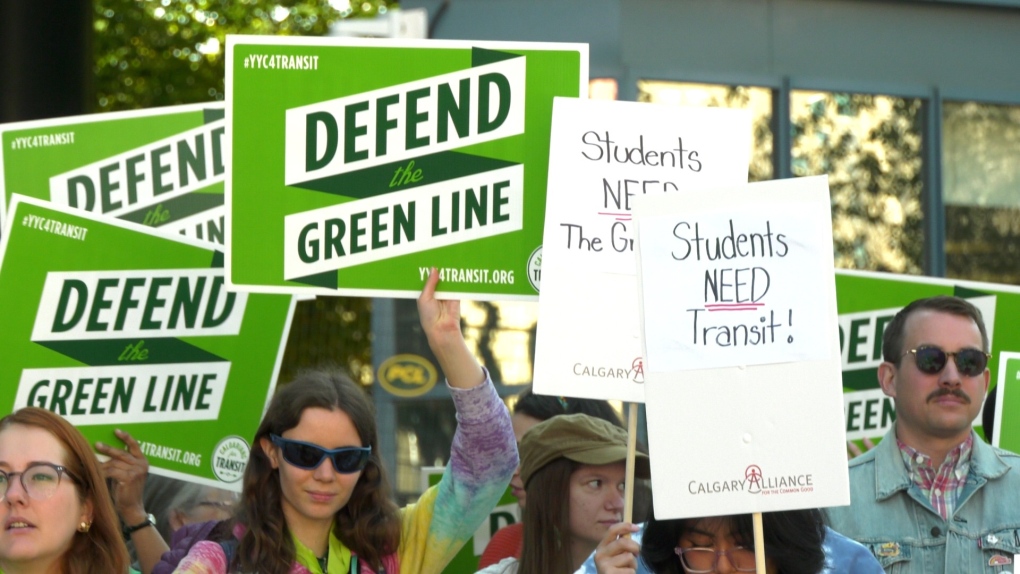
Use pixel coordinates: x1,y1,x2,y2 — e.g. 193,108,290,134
753,512,767,573
623,402,639,526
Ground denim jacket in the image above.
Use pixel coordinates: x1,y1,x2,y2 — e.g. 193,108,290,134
828,429,1020,573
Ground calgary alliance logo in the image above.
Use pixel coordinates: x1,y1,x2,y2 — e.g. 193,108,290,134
745,465,764,494
573,356,644,383
688,464,814,496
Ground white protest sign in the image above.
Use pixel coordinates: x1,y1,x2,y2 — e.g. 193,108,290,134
634,176,849,518
533,98,751,402
637,194,831,371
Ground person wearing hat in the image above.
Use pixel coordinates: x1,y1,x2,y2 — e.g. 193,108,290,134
476,413,650,574
477,389,632,570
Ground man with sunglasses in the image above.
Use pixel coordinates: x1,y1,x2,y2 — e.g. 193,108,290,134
828,295,1020,573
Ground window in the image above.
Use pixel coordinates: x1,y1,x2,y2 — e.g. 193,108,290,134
462,300,538,387
791,91,924,274
943,101,1020,285
637,80,773,182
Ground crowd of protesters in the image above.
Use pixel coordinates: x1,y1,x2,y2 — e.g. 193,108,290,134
2,288,1013,574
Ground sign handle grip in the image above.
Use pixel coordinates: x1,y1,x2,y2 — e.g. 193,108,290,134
623,402,638,528
753,512,766,573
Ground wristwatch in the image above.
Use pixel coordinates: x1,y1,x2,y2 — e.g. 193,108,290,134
123,513,156,538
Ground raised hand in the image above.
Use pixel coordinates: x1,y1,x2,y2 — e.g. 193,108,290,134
96,429,149,525
417,267,483,389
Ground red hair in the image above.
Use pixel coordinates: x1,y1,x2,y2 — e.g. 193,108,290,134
0,407,129,574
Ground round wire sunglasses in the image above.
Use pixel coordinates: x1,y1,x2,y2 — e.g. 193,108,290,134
901,345,990,377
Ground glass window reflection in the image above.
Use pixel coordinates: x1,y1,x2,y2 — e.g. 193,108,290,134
637,80,773,182
790,91,924,274
943,101,1020,285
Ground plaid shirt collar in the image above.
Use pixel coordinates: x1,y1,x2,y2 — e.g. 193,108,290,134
897,434,973,521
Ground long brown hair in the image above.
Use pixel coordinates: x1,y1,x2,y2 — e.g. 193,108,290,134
517,457,578,574
0,407,130,574
234,370,401,574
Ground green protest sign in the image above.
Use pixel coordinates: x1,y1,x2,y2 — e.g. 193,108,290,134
226,36,586,299
0,104,227,245
836,269,1020,449
0,195,297,489
993,353,1020,453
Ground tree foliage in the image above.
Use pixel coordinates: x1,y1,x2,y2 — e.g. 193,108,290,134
93,0,392,111
943,101,1020,285
92,0,393,383
791,93,924,274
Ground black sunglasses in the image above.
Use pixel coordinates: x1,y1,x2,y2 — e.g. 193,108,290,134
269,434,371,474
902,346,990,377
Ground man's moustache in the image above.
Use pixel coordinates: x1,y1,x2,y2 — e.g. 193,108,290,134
927,388,971,403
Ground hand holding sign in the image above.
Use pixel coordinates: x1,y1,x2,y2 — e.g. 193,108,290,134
418,267,484,390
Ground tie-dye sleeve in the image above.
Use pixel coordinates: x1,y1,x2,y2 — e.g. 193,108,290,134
397,372,518,574
170,541,229,574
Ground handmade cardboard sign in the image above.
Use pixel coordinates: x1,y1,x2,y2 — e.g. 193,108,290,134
637,184,832,371
0,104,226,245
226,36,586,299
533,98,750,402
634,176,850,518
0,195,297,489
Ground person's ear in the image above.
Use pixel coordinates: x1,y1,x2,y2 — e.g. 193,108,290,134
878,361,898,398
259,436,279,470
169,508,186,531
80,498,94,527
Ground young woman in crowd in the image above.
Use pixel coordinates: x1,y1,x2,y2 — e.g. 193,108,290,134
640,512,825,574
0,407,130,574
171,268,518,574
477,413,650,574
477,389,627,569
591,510,882,574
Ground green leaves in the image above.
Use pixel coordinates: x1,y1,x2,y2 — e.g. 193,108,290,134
93,0,393,112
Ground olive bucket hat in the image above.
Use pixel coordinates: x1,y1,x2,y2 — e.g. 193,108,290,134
518,413,650,487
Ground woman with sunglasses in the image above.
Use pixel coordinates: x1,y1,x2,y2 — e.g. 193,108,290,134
172,268,517,574
0,407,130,574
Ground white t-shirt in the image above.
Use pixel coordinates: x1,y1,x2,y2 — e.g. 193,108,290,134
475,557,519,574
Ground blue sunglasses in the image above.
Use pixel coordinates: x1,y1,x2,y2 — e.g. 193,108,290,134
270,434,371,474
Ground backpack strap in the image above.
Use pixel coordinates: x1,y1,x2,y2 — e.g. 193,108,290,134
219,538,239,569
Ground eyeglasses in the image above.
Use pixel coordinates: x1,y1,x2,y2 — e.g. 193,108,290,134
674,546,756,573
270,434,371,474
0,462,78,501
902,346,990,377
